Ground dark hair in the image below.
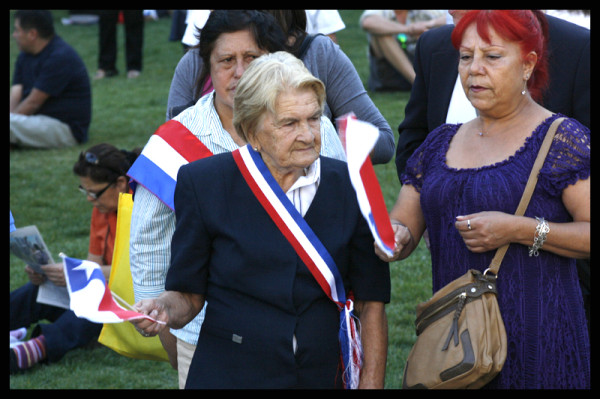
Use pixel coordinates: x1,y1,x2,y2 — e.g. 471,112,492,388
451,10,549,103
14,10,55,39
73,143,141,184
194,10,288,99
262,10,307,56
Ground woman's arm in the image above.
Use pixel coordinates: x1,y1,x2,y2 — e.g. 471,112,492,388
376,184,426,262
354,300,387,389
455,177,590,258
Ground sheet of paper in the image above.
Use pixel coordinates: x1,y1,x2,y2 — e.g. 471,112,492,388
10,225,70,309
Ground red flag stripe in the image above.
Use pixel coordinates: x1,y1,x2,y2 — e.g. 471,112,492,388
154,120,213,162
359,157,395,250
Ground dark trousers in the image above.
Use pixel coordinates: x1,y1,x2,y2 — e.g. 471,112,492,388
10,282,102,363
98,10,144,72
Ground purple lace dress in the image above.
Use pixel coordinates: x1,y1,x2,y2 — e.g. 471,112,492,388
402,114,590,389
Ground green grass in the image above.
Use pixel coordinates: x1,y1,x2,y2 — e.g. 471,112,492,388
10,10,432,389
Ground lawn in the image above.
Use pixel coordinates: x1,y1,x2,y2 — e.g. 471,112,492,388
10,10,432,389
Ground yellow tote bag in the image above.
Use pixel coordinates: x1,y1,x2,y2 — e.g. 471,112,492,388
98,193,169,362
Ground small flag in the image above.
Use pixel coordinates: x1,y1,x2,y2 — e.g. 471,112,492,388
61,254,154,324
338,114,395,257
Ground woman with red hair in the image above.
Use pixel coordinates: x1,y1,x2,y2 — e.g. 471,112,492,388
379,10,589,388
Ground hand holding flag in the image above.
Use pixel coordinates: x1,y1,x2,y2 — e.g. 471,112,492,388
337,114,396,258
61,253,165,325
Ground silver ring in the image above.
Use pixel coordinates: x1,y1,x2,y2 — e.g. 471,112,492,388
467,219,472,230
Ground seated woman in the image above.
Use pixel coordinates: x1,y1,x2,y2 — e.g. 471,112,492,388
131,52,390,389
10,144,140,373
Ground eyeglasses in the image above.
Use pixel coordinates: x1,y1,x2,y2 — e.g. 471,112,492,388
78,181,114,200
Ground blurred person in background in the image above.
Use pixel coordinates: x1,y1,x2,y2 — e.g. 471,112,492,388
10,10,91,149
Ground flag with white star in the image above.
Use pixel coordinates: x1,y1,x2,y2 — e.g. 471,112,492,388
62,255,149,323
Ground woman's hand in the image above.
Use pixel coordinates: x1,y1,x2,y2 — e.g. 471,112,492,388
40,262,67,286
374,222,413,262
130,292,205,337
130,298,169,337
25,265,46,285
455,211,515,253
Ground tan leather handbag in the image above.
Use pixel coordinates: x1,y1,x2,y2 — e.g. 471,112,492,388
402,117,564,389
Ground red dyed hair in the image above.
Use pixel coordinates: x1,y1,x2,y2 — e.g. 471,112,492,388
451,10,549,103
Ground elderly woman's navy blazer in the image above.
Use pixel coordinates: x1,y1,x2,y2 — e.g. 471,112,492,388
166,151,391,389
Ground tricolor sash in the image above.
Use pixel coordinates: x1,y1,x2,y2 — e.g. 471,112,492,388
127,119,214,210
232,145,362,389
337,114,395,257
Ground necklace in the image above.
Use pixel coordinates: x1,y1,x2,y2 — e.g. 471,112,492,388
478,117,488,136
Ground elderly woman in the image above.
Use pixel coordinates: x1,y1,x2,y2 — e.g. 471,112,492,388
128,10,346,387
378,11,590,388
132,52,390,389
10,144,139,373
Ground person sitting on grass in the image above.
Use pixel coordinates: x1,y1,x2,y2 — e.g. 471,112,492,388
10,144,139,373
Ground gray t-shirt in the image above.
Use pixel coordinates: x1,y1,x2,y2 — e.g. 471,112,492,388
166,35,395,164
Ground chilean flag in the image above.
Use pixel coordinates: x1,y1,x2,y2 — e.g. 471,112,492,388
337,114,395,257
62,255,149,323
127,119,213,210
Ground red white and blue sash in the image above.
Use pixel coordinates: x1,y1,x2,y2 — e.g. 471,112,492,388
337,114,395,257
127,120,214,210
232,144,362,389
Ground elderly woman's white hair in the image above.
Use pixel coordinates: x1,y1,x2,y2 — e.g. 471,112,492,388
233,51,326,142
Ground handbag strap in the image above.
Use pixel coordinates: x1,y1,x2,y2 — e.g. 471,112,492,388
487,117,565,275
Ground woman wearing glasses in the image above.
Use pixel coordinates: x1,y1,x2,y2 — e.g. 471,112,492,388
10,143,140,374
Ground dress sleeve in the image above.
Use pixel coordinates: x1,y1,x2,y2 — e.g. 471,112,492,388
401,123,454,192
539,117,590,197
